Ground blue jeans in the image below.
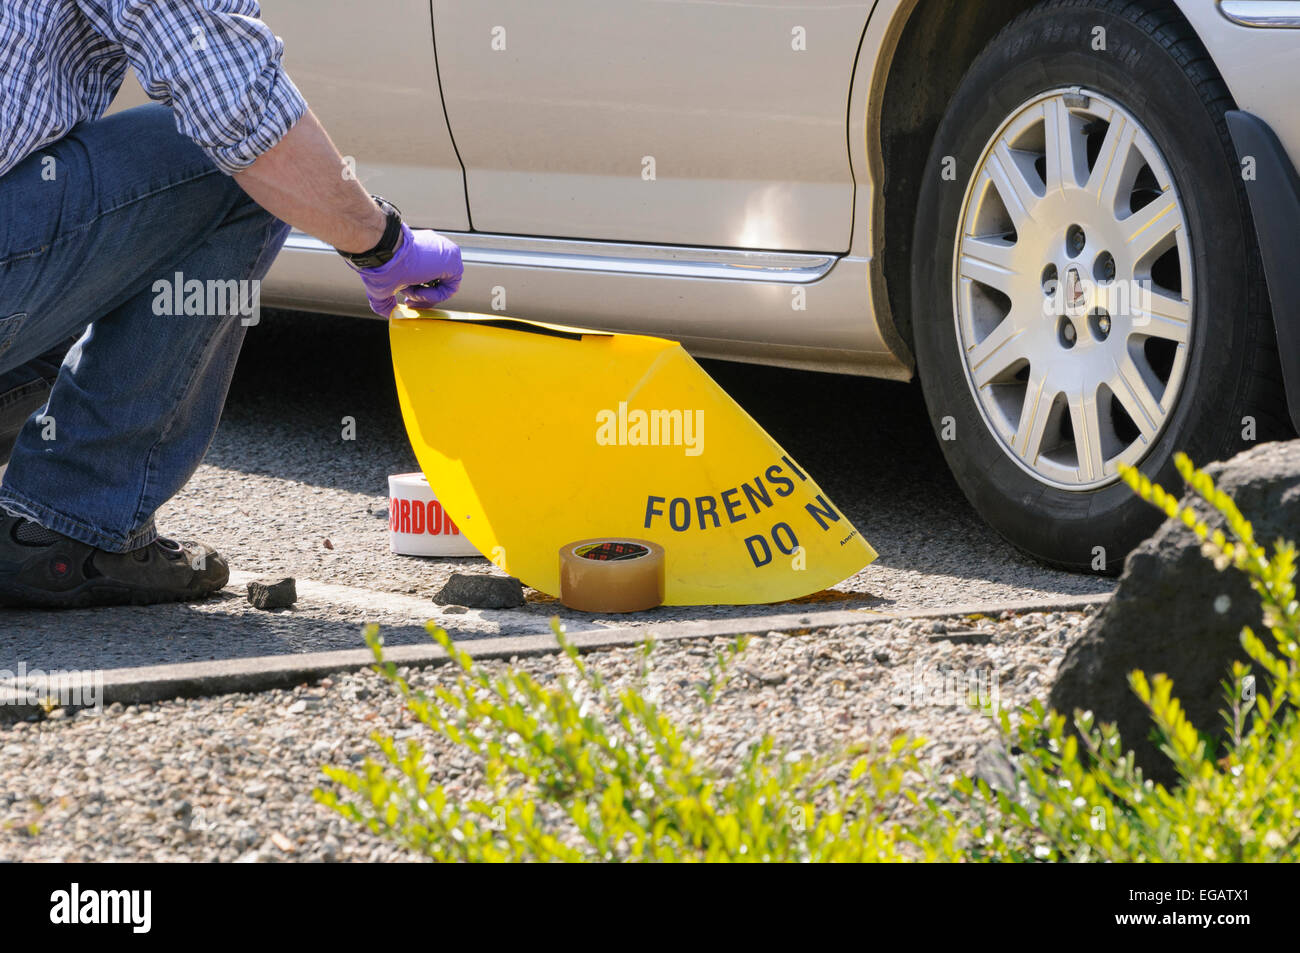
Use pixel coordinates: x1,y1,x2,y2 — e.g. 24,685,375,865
0,104,288,552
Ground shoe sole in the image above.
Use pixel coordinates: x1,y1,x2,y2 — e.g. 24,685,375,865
0,574,229,610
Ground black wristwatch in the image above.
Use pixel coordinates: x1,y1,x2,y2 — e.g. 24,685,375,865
337,195,404,268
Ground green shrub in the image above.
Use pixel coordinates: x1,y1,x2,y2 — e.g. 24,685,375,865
316,452,1299,862
313,626,954,862
943,453,1300,861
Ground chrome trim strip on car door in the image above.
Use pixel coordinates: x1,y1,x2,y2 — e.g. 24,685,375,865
282,232,837,284
1219,1,1300,27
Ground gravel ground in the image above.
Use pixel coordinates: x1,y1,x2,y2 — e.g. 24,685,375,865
0,311,1113,673
0,607,1096,862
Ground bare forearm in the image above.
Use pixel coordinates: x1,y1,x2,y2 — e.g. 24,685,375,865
233,109,384,254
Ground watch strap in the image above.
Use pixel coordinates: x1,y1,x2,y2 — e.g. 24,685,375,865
338,195,404,269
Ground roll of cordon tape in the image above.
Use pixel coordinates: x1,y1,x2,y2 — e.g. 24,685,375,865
388,472,483,558
559,538,665,613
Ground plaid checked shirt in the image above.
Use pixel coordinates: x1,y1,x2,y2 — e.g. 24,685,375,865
0,0,307,178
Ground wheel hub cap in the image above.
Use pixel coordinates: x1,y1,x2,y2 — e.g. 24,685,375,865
953,89,1194,490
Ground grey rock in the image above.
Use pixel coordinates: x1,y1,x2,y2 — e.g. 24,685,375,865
432,573,524,609
247,577,297,611
928,627,994,645
973,742,1017,793
738,667,788,687
321,835,341,863
1050,440,1300,780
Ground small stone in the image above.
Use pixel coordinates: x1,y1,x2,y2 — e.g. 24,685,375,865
432,573,524,609
270,831,294,853
929,628,994,645
973,742,1017,793
321,835,341,863
247,577,297,610
286,700,307,715
739,667,787,687
442,604,469,615
244,781,269,799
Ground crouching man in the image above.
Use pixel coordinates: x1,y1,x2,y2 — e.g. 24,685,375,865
0,1,461,607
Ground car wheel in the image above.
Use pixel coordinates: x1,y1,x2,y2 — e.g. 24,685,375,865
911,0,1289,573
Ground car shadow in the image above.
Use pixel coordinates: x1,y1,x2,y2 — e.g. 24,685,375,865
213,310,1112,597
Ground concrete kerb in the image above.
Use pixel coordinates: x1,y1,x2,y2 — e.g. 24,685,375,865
0,592,1110,721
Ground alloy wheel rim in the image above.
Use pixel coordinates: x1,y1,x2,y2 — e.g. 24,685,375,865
953,88,1194,491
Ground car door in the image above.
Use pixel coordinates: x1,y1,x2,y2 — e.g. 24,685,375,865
259,0,468,230
431,0,871,252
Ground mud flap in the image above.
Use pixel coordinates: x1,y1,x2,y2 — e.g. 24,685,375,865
1227,110,1300,432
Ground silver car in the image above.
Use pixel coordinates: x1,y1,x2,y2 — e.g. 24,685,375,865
128,0,1300,571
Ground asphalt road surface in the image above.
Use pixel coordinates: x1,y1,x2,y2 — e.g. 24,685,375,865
1,311,1113,673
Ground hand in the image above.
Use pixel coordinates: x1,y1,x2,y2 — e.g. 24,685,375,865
353,223,463,317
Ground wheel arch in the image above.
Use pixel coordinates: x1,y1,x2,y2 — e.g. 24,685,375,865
861,0,1221,357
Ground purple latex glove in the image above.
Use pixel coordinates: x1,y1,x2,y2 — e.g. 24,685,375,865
353,223,463,317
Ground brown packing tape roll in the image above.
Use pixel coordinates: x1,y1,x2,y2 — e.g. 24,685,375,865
559,538,666,613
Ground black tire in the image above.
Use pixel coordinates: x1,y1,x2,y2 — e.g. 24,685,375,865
911,0,1289,573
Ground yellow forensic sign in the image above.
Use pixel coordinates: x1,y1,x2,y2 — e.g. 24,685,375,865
390,309,876,606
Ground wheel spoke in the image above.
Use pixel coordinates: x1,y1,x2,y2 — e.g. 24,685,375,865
1123,191,1179,261
967,314,1028,388
985,143,1039,230
1012,371,1056,464
1136,289,1191,344
1043,98,1083,194
1067,388,1106,483
959,235,1018,296
1085,115,1135,210
1110,355,1163,441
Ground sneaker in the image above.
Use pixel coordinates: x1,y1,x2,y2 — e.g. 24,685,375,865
0,515,229,608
